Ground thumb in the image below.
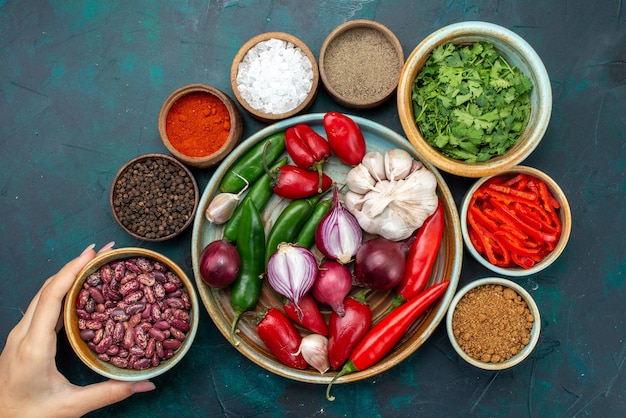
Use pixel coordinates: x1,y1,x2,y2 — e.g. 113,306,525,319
69,380,155,415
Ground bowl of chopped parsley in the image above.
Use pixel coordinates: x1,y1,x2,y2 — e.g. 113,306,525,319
397,21,552,178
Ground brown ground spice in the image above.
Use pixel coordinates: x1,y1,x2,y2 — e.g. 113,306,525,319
323,27,401,103
451,284,534,363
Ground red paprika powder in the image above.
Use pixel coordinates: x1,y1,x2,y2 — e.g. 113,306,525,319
165,91,231,158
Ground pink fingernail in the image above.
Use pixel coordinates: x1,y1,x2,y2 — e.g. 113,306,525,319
97,241,115,254
131,381,156,393
80,243,96,256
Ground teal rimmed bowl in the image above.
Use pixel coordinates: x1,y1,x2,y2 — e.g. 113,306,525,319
191,113,463,384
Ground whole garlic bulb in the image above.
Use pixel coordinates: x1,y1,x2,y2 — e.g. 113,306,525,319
344,149,438,241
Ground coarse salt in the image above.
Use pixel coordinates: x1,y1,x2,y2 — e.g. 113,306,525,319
236,38,313,115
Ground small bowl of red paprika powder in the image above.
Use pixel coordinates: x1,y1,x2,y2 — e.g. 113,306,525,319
460,166,572,276
159,84,243,169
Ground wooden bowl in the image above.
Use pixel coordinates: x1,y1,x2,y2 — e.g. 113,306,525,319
191,113,464,384
319,20,404,109
64,247,200,381
460,165,572,276
446,277,541,370
158,84,243,169
230,32,319,123
397,21,552,178
109,154,199,241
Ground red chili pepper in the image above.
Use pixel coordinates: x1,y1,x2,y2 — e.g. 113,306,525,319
256,308,308,370
285,124,330,171
396,200,445,301
326,280,450,401
327,291,372,370
263,141,333,199
323,112,366,166
271,165,333,199
283,294,328,336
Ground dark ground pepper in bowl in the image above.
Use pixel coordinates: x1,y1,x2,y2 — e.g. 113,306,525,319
110,154,199,241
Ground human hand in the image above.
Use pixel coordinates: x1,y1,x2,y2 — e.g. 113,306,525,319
0,243,156,418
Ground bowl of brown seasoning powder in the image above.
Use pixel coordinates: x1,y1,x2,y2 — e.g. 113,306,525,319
446,277,541,370
319,20,404,109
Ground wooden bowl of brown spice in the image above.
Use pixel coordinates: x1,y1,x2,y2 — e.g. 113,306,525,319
319,20,404,109
446,277,541,370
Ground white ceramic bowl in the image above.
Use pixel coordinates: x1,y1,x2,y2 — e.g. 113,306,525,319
446,277,541,370
397,21,552,178
460,165,571,277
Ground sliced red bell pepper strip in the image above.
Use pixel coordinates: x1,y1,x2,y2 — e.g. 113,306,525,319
491,199,558,244
488,183,538,201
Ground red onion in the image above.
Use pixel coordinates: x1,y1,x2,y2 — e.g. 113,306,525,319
267,243,318,320
315,186,362,264
199,239,241,289
353,237,410,290
312,259,352,316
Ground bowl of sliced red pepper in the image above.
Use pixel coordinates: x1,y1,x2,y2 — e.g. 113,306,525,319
460,165,572,276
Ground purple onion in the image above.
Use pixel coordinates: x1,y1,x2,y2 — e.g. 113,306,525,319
353,237,409,290
312,259,352,316
267,243,318,320
315,186,362,264
199,239,241,289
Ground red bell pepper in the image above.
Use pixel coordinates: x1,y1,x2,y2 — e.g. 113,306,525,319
326,280,450,401
323,112,366,166
327,291,372,370
256,308,307,369
283,294,328,336
263,142,333,199
271,165,333,199
285,123,330,176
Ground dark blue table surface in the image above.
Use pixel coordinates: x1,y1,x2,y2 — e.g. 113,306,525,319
1,1,625,417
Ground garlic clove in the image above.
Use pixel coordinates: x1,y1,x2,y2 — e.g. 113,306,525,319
361,151,386,182
345,163,376,194
384,148,414,181
297,334,330,374
205,193,240,224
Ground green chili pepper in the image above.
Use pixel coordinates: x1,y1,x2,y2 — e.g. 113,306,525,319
229,199,265,344
222,157,288,243
264,194,323,266
220,132,286,194
294,198,332,249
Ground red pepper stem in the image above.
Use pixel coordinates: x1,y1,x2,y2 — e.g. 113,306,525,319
326,360,359,401
374,294,406,324
352,288,371,304
313,161,324,192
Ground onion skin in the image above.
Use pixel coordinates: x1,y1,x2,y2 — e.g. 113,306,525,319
199,239,241,289
353,238,408,290
312,259,353,316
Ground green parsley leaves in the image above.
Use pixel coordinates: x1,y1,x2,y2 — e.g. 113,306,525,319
411,42,532,163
